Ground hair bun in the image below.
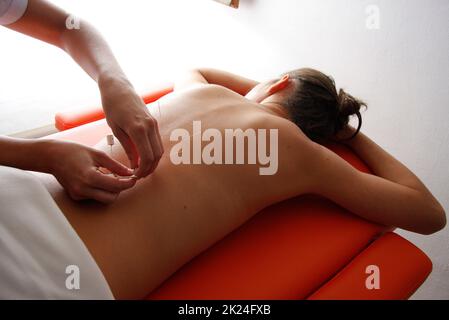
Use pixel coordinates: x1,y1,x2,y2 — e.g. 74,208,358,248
338,89,363,117
335,89,367,140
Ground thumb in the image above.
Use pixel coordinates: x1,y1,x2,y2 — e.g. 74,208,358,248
114,128,139,169
95,151,134,177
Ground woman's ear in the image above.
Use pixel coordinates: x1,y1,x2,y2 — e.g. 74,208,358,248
267,75,291,94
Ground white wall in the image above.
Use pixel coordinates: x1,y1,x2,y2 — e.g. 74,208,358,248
0,0,448,298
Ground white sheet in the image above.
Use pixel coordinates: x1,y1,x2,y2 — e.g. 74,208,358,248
0,165,114,299
0,0,28,25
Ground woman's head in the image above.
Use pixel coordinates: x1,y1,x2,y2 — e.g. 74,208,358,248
246,68,367,143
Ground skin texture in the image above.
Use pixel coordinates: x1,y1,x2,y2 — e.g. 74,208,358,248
1,0,163,203
34,69,446,299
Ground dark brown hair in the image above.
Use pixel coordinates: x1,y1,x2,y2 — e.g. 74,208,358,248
281,68,367,143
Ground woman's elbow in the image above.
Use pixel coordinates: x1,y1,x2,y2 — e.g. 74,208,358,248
420,203,446,235
432,204,446,233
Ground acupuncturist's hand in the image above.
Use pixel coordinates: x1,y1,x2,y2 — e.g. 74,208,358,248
48,140,137,204
99,76,164,179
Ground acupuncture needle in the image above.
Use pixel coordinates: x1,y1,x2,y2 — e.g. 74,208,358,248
105,134,138,179
107,134,114,157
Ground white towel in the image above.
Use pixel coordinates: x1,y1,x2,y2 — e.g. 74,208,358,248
0,0,28,25
0,166,114,299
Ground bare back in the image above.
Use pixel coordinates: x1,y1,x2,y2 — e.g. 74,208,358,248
36,84,312,299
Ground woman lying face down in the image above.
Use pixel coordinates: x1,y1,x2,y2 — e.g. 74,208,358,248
15,68,448,299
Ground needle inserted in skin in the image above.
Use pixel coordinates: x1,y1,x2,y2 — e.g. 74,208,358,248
106,134,138,179
107,134,114,157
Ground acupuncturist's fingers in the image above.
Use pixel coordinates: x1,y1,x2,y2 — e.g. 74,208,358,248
90,171,137,193
147,120,164,174
137,135,155,178
153,116,164,155
114,127,139,170
95,150,134,177
129,126,155,178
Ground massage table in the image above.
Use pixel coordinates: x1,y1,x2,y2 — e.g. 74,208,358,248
50,84,432,300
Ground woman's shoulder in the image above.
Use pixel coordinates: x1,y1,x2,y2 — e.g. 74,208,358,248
177,83,242,99
248,113,309,143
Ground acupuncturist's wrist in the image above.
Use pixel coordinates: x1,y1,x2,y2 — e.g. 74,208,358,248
27,139,61,174
98,72,138,107
98,71,134,94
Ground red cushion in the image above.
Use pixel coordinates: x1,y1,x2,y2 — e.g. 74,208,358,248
308,232,432,300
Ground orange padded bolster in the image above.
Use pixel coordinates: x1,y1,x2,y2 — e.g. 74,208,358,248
46,119,111,146
147,196,385,300
54,83,173,131
307,232,432,300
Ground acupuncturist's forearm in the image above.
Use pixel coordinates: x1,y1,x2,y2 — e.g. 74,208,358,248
0,136,54,173
6,0,132,90
60,19,132,89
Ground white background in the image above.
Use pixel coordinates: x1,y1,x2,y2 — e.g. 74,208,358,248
0,0,448,298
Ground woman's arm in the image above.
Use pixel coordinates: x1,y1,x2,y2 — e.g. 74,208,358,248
6,0,163,178
300,127,446,234
175,68,259,95
342,129,439,199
